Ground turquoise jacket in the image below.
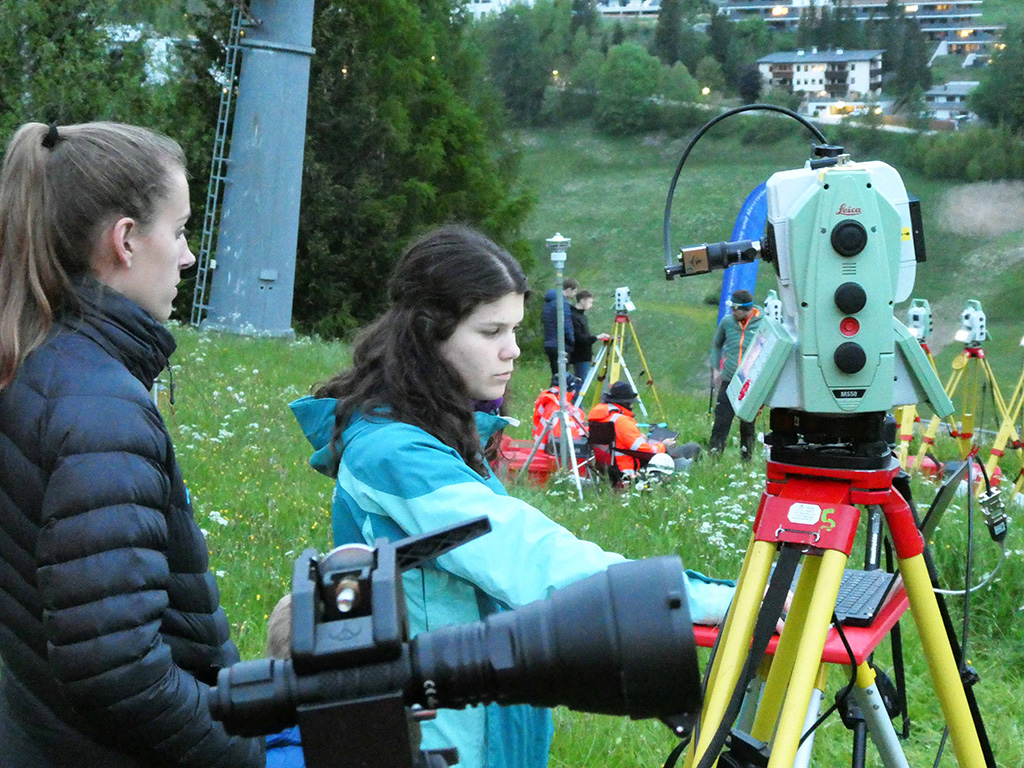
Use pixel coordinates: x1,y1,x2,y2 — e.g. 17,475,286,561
710,307,762,382
290,396,733,768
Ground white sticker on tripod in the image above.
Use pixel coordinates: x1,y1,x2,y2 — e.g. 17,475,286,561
787,503,822,525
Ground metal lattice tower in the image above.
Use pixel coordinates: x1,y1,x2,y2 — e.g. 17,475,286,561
198,0,316,337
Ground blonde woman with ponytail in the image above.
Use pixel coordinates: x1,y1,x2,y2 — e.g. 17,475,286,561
0,123,264,767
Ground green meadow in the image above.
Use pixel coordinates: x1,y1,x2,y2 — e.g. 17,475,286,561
171,125,1024,766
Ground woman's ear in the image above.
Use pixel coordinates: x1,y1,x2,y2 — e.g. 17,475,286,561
90,216,136,284
110,216,137,268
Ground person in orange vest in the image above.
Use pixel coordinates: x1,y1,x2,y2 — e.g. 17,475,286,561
532,374,587,452
709,289,762,460
588,381,701,477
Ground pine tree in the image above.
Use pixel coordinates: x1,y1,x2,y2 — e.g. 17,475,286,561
490,6,550,123
292,0,533,336
0,0,158,139
653,0,683,65
970,23,1024,134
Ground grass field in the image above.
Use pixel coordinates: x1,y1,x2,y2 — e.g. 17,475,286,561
169,125,1024,766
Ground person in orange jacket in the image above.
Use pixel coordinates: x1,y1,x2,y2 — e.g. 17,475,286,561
532,374,587,451
588,381,701,476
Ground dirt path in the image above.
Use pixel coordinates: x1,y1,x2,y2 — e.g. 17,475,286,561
938,180,1024,237
922,181,1024,354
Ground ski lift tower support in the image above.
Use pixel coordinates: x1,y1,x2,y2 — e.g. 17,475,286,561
201,0,316,338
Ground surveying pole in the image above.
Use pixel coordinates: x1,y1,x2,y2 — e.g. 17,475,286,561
545,233,583,501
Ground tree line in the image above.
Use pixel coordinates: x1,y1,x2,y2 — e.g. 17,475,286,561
1,0,1022,337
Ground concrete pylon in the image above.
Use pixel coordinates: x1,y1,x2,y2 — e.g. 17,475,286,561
203,0,315,337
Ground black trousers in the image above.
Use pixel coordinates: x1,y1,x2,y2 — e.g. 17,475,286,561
709,382,755,459
545,348,560,375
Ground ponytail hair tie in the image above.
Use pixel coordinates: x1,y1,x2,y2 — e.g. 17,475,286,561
41,123,61,150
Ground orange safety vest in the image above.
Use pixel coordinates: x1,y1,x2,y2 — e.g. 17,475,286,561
587,402,666,473
532,388,587,442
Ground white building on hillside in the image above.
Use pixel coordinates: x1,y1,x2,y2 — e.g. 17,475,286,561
711,1,1001,45
464,0,661,18
758,48,883,100
924,80,979,121
463,0,520,18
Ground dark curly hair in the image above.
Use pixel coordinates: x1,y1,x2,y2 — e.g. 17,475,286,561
315,225,529,476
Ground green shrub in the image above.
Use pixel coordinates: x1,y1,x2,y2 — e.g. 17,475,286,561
658,103,714,137
739,115,792,145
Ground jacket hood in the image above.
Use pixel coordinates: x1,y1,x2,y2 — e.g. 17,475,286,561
290,395,339,478
290,395,514,478
544,288,558,302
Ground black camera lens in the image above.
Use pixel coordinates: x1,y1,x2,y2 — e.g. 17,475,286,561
831,220,868,257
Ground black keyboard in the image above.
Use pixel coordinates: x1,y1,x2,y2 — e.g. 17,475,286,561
833,568,898,627
778,564,899,628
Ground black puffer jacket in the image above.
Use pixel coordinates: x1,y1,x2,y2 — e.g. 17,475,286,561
0,280,263,767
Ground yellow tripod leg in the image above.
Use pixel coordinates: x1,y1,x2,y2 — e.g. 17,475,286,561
980,357,1010,421
750,554,822,742
589,317,618,411
897,404,917,469
986,367,1024,476
608,328,625,393
913,414,943,470
957,357,981,459
767,549,847,768
686,540,775,768
899,553,987,766
701,532,756,699
626,319,665,420
915,364,964,469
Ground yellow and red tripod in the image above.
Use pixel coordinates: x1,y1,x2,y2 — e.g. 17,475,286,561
914,345,1010,468
895,338,940,468
984,345,1024,497
686,411,994,768
583,309,665,420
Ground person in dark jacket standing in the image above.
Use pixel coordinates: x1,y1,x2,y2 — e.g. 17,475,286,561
0,122,264,767
568,289,608,381
709,289,762,460
541,276,578,374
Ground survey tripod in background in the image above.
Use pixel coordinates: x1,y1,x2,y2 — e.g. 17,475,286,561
578,286,665,422
914,300,1009,469
895,299,941,469
982,329,1024,498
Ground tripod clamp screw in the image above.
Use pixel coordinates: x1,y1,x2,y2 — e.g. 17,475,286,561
960,664,981,688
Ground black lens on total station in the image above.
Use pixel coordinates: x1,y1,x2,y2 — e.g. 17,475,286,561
834,282,867,314
831,220,868,257
834,342,867,373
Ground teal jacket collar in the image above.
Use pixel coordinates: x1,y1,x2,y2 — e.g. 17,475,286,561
290,395,513,478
